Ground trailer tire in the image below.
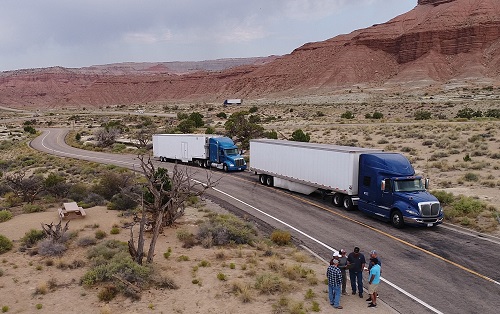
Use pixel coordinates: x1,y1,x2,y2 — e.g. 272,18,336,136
391,210,405,228
259,174,267,185
265,175,274,187
332,193,343,207
343,196,354,211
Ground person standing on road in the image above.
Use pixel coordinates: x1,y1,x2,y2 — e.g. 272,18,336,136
337,249,349,295
366,250,381,302
326,258,343,309
347,246,366,298
367,257,381,308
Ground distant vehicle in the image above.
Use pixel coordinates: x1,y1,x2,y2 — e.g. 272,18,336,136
249,139,443,228
223,99,243,105
152,134,246,172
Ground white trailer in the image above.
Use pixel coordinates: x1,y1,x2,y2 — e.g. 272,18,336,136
249,139,382,204
153,134,209,163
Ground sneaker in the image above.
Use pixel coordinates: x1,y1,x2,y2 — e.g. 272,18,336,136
359,293,363,298
342,292,348,295
368,303,377,307
334,306,343,309
366,297,372,301
352,291,357,295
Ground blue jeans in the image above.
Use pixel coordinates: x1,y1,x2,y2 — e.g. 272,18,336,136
349,271,363,294
328,285,341,307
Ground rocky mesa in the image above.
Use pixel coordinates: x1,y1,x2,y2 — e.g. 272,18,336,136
0,0,499,109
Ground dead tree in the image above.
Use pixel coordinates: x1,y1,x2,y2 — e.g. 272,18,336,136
128,154,218,264
41,220,70,243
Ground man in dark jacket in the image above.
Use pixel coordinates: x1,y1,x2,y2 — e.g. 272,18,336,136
347,246,366,298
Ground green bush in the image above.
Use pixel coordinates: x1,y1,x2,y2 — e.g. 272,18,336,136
340,111,354,119
21,229,46,248
463,172,479,182
22,204,45,214
431,190,455,205
270,230,291,246
0,235,13,254
414,110,431,120
451,196,486,217
82,240,151,287
197,213,256,246
372,112,384,119
0,210,13,222
95,230,107,239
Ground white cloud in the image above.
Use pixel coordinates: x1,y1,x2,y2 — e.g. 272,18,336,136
123,29,173,44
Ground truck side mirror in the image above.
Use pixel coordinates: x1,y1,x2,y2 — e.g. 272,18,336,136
425,178,430,189
380,180,385,191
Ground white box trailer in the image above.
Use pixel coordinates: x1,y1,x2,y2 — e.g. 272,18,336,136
153,134,209,163
249,139,382,196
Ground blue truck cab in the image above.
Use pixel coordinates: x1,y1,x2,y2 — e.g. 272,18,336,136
208,137,247,171
357,153,443,228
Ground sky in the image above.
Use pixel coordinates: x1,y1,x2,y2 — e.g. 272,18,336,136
0,0,416,72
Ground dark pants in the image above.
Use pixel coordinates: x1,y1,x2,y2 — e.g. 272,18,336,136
349,271,363,294
341,271,347,293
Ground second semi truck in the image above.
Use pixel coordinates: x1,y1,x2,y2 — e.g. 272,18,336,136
153,134,246,171
250,139,443,228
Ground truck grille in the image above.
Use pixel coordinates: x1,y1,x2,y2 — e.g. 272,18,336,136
419,202,441,217
235,158,245,167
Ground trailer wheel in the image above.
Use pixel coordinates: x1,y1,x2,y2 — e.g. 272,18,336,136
391,210,405,228
259,174,267,185
332,193,343,207
265,176,274,187
343,196,354,211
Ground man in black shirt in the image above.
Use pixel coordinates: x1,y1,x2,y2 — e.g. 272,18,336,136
347,246,366,298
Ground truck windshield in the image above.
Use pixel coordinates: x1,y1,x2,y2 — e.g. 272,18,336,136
224,148,238,156
394,179,424,192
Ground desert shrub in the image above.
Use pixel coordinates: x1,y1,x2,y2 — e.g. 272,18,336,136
151,274,179,289
340,111,354,119
1,306,8,313
311,301,320,312
21,229,46,248
450,196,487,218
290,129,310,142
110,227,120,235
372,111,383,119
82,241,151,287
270,229,291,246
0,210,13,222
205,126,215,134
255,273,286,294
217,272,227,281
98,285,119,302
22,204,45,214
95,230,107,239
431,190,455,205
216,112,227,119
163,247,172,259
78,236,97,247
463,172,479,182
377,139,389,144
249,106,258,113
414,110,431,120
0,235,13,254
177,255,190,262
38,239,67,256
176,229,197,248
263,130,278,139
197,213,256,246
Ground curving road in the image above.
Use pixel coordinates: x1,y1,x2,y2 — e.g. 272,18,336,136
31,128,500,314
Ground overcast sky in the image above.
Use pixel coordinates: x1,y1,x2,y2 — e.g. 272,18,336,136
1,0,416,72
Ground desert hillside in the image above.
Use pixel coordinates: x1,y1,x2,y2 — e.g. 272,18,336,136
0,0,499,109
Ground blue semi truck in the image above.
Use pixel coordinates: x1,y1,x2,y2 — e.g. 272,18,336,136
153,134,246,171
250,139,443,228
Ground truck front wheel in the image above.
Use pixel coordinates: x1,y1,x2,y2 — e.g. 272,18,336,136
332,193,343,207
343,196,354,211
391,210,405,228
223,164,228,172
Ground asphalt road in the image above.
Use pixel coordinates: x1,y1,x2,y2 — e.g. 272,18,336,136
30,128,500,314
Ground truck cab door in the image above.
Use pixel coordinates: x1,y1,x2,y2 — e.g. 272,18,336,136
380,179,394,210
219,149,225,163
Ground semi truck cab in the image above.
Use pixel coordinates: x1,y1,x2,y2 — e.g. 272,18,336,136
357,153,443,228
208,137,246,171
